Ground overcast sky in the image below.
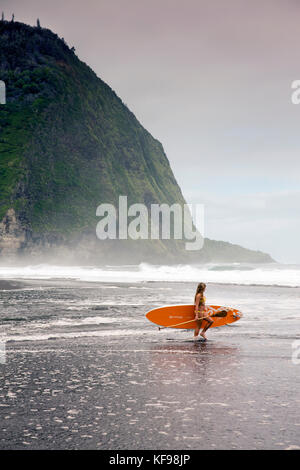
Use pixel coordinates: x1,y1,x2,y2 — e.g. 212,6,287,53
2,0,300,263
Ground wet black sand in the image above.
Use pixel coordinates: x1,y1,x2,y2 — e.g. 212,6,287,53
0,280,25,290
1,335,299,449
0,279,299,449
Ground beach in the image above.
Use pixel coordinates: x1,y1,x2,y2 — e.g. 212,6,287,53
0,264,299,450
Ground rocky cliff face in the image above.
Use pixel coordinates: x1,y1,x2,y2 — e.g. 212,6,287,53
0,208,26,255
0,20,273,264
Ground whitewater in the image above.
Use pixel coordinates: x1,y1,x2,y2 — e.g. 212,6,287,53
0,262,299,287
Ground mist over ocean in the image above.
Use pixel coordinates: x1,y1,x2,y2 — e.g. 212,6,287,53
0,262,299,449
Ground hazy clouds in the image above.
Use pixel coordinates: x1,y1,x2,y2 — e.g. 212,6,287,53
2,0,300,262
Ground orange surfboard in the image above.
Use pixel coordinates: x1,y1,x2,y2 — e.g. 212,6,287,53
146,304,242,329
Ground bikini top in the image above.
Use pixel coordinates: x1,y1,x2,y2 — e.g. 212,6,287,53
195,295,206,306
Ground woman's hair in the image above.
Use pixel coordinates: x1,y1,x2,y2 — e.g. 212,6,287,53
194,282,206,302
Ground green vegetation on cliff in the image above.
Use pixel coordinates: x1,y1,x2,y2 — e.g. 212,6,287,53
0,21,184,233
0,20,273,263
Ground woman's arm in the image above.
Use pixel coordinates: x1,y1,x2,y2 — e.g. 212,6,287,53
194,294,200,318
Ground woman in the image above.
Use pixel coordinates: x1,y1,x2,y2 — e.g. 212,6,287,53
194,282,213,341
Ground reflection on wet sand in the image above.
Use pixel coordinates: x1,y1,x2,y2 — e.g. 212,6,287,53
149,341,240,391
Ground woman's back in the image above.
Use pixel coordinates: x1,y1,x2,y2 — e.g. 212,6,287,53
195,292,206,308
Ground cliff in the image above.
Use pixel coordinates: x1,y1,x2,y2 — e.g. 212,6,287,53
0,20,273,264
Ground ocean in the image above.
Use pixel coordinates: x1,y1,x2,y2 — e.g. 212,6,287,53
0,262,299,449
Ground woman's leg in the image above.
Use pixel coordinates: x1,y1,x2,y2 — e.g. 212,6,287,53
200,317,213,340
194,306,205,339
194,319,202,338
